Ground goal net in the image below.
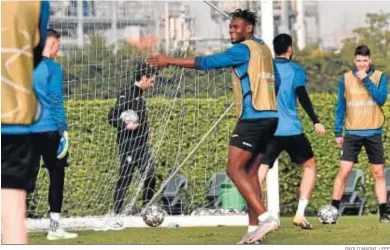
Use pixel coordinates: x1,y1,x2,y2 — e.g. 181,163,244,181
27,0,274,231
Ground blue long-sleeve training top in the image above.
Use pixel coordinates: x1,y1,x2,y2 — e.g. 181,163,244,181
194,37,280,120
334,68,388,137
29,57,68,134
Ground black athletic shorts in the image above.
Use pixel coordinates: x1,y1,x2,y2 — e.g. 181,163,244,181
262,133,314,168
1,134,33,190
229,118,278,155
341,134,385,164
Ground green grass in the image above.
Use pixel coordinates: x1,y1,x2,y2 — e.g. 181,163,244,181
29,216,390,244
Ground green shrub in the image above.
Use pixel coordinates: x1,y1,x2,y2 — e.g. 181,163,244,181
32,94,390,217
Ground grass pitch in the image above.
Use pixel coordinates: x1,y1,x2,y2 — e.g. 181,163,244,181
29,216,390,244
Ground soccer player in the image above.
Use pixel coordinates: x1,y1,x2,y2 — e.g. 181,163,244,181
26,29,78,240
106,63,158,230
147,9,279,243
331,45,389,223
1,1,49,244
257,34,325,230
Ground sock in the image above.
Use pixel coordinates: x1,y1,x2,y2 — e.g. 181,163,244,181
248,225,257,233
379,203,387,217
49,213,61,232
331,200,340,210
296,198,308,217
258,212,271,222
50,212,61,221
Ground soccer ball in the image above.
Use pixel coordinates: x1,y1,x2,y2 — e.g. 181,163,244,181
142,205,165,227
318,205,339,224
120,110,139,124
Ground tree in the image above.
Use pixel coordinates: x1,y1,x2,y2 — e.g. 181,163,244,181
293,12,390,93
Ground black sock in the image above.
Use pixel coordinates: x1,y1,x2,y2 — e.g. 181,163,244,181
379,203,387,216
331,200,341,209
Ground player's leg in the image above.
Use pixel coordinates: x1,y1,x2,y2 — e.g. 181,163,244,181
257,164,269,188
1,134,33,244
1,189,27,244
364,135,389,223
226,146,267,215
331,135,363,210
238,150,279,244
113,146,137,215
138,147,157,207
246,153,264,229
257,137,283,188
229,118,278,244
236,153,265,244
107,147,138,230
41,132,78,240
285,134,315,229
26,133,43,218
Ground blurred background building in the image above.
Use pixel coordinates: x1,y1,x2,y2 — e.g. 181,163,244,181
49,0,390,53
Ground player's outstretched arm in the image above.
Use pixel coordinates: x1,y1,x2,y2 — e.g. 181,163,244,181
147,44,249,70
147,54,196,68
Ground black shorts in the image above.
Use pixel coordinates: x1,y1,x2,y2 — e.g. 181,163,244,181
262,134,314,168
341,134,385,164
229,118,278,155
1,134,33,190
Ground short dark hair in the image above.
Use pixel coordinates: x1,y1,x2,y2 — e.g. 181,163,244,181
273,34,292,56
134,63,159,82
354,45,370,57
47,29,61,39
229,9,257,27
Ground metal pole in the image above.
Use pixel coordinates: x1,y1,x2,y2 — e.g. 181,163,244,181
203,0,230,20
164,2,169,53
261,0,275,54
77,0,84,48
260,0,280,223
296,0,306,50
279,0,290,34
112,1,118,54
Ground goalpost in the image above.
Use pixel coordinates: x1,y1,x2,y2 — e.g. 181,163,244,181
27,0,279,232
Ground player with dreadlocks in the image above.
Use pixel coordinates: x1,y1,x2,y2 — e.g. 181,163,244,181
147,9,280,243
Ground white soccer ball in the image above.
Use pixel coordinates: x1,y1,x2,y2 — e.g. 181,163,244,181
120,110,139,124
142,205,165,227
318,205,339,224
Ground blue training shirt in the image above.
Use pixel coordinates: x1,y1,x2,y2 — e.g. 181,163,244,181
334,68,388,137
29,57,67,134
194,37,280,120
274,58,306,136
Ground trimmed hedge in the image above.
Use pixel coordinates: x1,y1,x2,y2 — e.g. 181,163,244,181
31,94,390,217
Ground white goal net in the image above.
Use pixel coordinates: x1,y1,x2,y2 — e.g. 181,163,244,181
27,0,278,232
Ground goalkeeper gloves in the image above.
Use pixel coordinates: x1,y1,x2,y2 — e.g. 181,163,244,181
57,130,69,159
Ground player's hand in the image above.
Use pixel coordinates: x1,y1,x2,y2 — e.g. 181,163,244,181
314,123,326,136
146,54,170,68
335,137,344,149
357,70,368,81
57,130,69,159
126,122,140,131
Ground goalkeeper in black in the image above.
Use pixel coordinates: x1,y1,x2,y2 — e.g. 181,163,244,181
107,64,158,229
